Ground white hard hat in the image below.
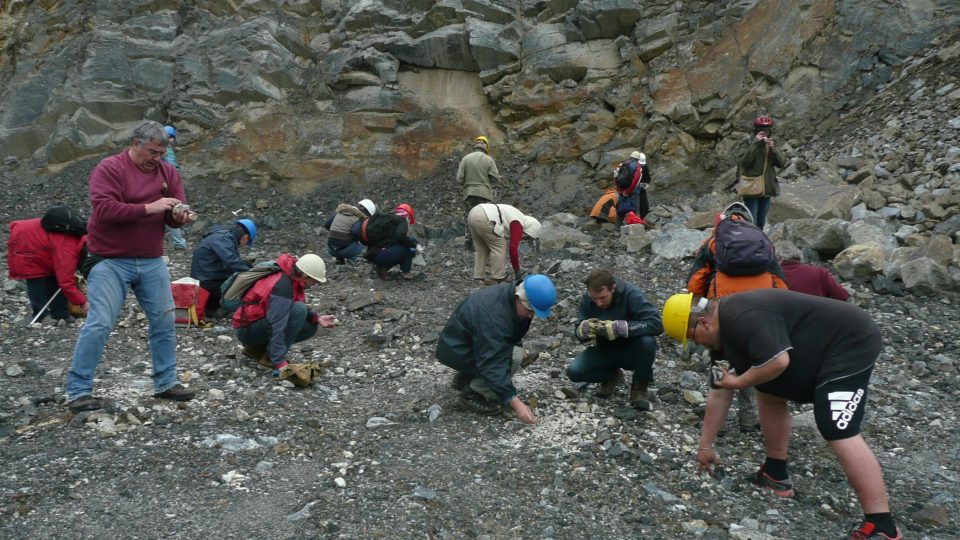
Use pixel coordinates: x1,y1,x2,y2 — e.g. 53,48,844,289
295,254,327,283
357,199,376,216
630,151,647,165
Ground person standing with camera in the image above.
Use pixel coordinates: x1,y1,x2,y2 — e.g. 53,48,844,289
737,115,787,230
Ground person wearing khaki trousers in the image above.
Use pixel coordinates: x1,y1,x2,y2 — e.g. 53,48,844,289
467,203,541,284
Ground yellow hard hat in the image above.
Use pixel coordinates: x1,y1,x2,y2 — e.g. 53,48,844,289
662,292,694,345
475,135,490,147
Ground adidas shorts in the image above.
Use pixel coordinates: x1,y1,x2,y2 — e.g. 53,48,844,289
813,365,874,441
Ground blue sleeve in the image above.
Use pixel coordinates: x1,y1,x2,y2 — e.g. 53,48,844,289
624,288,663,337
211,236,251,274
265,277,295,363
323,214,335,230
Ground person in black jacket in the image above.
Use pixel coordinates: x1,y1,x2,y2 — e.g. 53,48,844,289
355,203,419,280
190,220,255,316
567,268,663,409
436,274,557,424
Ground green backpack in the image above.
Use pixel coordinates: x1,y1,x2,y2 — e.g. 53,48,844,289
219,262,281,314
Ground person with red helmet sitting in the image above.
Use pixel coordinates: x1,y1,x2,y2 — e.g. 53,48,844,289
737,115,787,229
354,203,419,280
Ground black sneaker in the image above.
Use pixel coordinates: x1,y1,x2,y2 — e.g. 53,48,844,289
753,465,795,498
154,384,196,402
450,372,473,391
67,396,106,413
459,388,501,416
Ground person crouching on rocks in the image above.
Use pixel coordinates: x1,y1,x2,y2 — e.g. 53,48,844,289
435,274,557,425
324,198,376,266
467,202,541,285
356,203,419,280
566,268,662,410
233,253,334,377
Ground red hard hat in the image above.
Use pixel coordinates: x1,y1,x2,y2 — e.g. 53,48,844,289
395,203,416,224
754,115,773,128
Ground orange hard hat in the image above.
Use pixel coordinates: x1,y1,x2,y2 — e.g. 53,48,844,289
395,203,416,224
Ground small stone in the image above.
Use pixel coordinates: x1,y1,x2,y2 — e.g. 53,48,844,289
334,477,347,488
209,389,225,400
6,365,23,377
413,486,437,500
235,409,251,422
365,417,394,428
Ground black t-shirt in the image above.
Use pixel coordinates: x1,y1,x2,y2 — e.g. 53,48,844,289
714,289,881,402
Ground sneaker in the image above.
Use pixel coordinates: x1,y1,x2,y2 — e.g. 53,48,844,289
846,522,902,540
596,369,624,398
459,388,501,416
629,381,651,411
242,344,267,361
67,396,106,413
754,465,795,498
450,372,473,391
154,384,196,401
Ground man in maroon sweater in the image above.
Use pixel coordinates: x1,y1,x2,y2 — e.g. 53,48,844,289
66,121,198,412
776,241,849,301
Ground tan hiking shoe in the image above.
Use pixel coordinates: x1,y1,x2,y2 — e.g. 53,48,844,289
596,369,623,398
630,381,652,411
257,354,273,370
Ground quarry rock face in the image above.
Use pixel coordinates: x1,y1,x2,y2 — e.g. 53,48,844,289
0,0,957,194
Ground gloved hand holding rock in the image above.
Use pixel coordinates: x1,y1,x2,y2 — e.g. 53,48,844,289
576,318,600,341
598,320,629,340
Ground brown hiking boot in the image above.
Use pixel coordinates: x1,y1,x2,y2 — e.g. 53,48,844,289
629,381,652,411
242,344,267,361
595,369,623,398
257,354,273,370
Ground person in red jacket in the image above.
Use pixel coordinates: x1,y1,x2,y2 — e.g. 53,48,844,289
775,241,850,301
7,217,88,321
233,253,334,376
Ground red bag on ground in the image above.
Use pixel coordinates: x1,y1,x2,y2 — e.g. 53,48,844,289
624,212,646,225
171,277,209,327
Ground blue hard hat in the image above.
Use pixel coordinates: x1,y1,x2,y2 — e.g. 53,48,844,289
236,219,257,246
523,274,556,319
164,125,177,140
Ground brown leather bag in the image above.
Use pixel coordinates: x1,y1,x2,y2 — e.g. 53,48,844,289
279,362,325,387
736,150,768,196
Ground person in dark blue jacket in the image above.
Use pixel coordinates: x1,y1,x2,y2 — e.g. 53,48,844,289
436,274,557,424
190,219,256,316
567,268,663,409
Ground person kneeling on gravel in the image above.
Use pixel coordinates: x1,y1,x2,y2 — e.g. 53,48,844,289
435,274,556,425
566,268,662,409
232,253,334,377
662,289,901,540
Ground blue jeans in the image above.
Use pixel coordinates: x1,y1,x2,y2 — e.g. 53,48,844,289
165,225,187,248
328,241,363,261
371,244,416,273
234,302,318,364
67,258,179,400
26,276,69,320
742,197,771,230
566,335,657,384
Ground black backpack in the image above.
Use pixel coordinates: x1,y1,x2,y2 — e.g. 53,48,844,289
713,218,775,276
40,204,87,236
615,160,639,191
360,213,403,248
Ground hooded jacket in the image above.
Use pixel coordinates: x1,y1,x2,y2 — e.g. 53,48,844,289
325,203,368,247
7,219,88,306
232,254,307,363
190,225,251,282
435,282,531,403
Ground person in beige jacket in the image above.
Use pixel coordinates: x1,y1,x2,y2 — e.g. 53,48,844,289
457,135,500,248
468,203,541,284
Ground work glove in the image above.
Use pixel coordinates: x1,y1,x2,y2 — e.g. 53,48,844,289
599,320,629,340
576,319,600,341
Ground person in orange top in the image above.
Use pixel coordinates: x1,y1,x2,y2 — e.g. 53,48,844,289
686,202,788,432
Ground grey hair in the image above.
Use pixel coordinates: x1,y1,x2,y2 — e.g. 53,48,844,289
775,240,803,262
132,120,169,146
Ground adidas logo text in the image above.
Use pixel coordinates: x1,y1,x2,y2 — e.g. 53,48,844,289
828,389,864,430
